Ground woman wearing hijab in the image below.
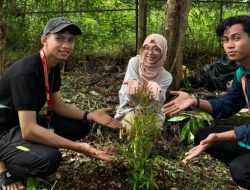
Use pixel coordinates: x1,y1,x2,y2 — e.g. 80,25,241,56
115,33,172,133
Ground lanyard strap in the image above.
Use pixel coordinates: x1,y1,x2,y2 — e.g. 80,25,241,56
241,75,250,112
39,49,52,125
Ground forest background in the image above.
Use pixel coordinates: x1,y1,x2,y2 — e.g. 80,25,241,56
1,0,249,73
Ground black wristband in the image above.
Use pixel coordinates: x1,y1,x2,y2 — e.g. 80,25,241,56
196,96,200,109
82,111,90,126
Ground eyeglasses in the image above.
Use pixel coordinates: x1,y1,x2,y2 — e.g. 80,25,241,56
142,45,161,54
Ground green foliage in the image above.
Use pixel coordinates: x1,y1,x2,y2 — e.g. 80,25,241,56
119,83,161,190
127,110,161,160
3,0,136,63
153,155,185,179
147,0,166,34
185,1,249,62
26,177,47,190
26,177,57,190
127,158,159,190
168,111,214,144
26,177,39,190
3,0,250,65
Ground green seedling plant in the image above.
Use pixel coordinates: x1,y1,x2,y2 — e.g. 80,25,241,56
119,82,162,190
168,111,214,144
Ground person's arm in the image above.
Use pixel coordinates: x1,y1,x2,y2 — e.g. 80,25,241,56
161,91,213,115
123,57,141,95
155,70,173,105
51,91,123,129
234,121,250,149
184,130,237,162
163,76,245,118
18,110,111,161
147,81,161,96
208,76,245,119
199,98,213,114
51,91,86,120
123,80,140,95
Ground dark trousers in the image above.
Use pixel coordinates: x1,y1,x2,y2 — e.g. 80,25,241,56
0,114,91,179
195,127,250,189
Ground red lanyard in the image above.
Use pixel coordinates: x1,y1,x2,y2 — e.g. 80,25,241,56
241,75,250,112
39,49,52,126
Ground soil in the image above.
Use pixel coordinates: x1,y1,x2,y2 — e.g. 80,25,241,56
39,59,242,190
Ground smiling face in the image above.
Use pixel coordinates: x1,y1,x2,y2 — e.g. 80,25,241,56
222,24,250,68
141,42,162,64
41,31,75,68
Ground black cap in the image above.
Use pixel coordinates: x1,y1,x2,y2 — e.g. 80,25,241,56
43,17,82,35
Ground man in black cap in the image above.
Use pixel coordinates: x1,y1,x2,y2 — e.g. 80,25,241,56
0,17,123,190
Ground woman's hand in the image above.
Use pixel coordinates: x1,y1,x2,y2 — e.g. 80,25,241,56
123,80,140,95
88,108,123,129
147,81,161,95
161,91,196,116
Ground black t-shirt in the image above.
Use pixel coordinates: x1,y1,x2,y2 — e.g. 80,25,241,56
0,52,61,134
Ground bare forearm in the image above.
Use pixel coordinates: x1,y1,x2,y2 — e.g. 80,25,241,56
53,103,85,120
199,99,214,114
215,130,237,141
191,95,214,114
23,124,78,151
18,111,82,152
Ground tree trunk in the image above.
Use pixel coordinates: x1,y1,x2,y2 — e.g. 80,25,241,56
164,0,192,90
0,0,6,74
137,0,147,52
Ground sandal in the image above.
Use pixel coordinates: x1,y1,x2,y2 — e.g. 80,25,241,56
0,171,20,189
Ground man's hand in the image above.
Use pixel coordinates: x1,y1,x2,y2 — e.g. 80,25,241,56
183,143,208,163
147,81,161,95
76,143,112,161
123,80,139,95
161,91,196,116
183,133,218,162
88,108,123,129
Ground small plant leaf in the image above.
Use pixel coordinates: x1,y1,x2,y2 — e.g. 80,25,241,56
197,112,214,125
179,120,191,143
26,177,40,190
188,131,194,144
168,115,189,122
0,104,10,109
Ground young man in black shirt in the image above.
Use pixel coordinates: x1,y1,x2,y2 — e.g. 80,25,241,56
0,17,123,190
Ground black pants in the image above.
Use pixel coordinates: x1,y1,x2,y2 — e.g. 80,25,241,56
195,127,250,189
0,114,91,179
